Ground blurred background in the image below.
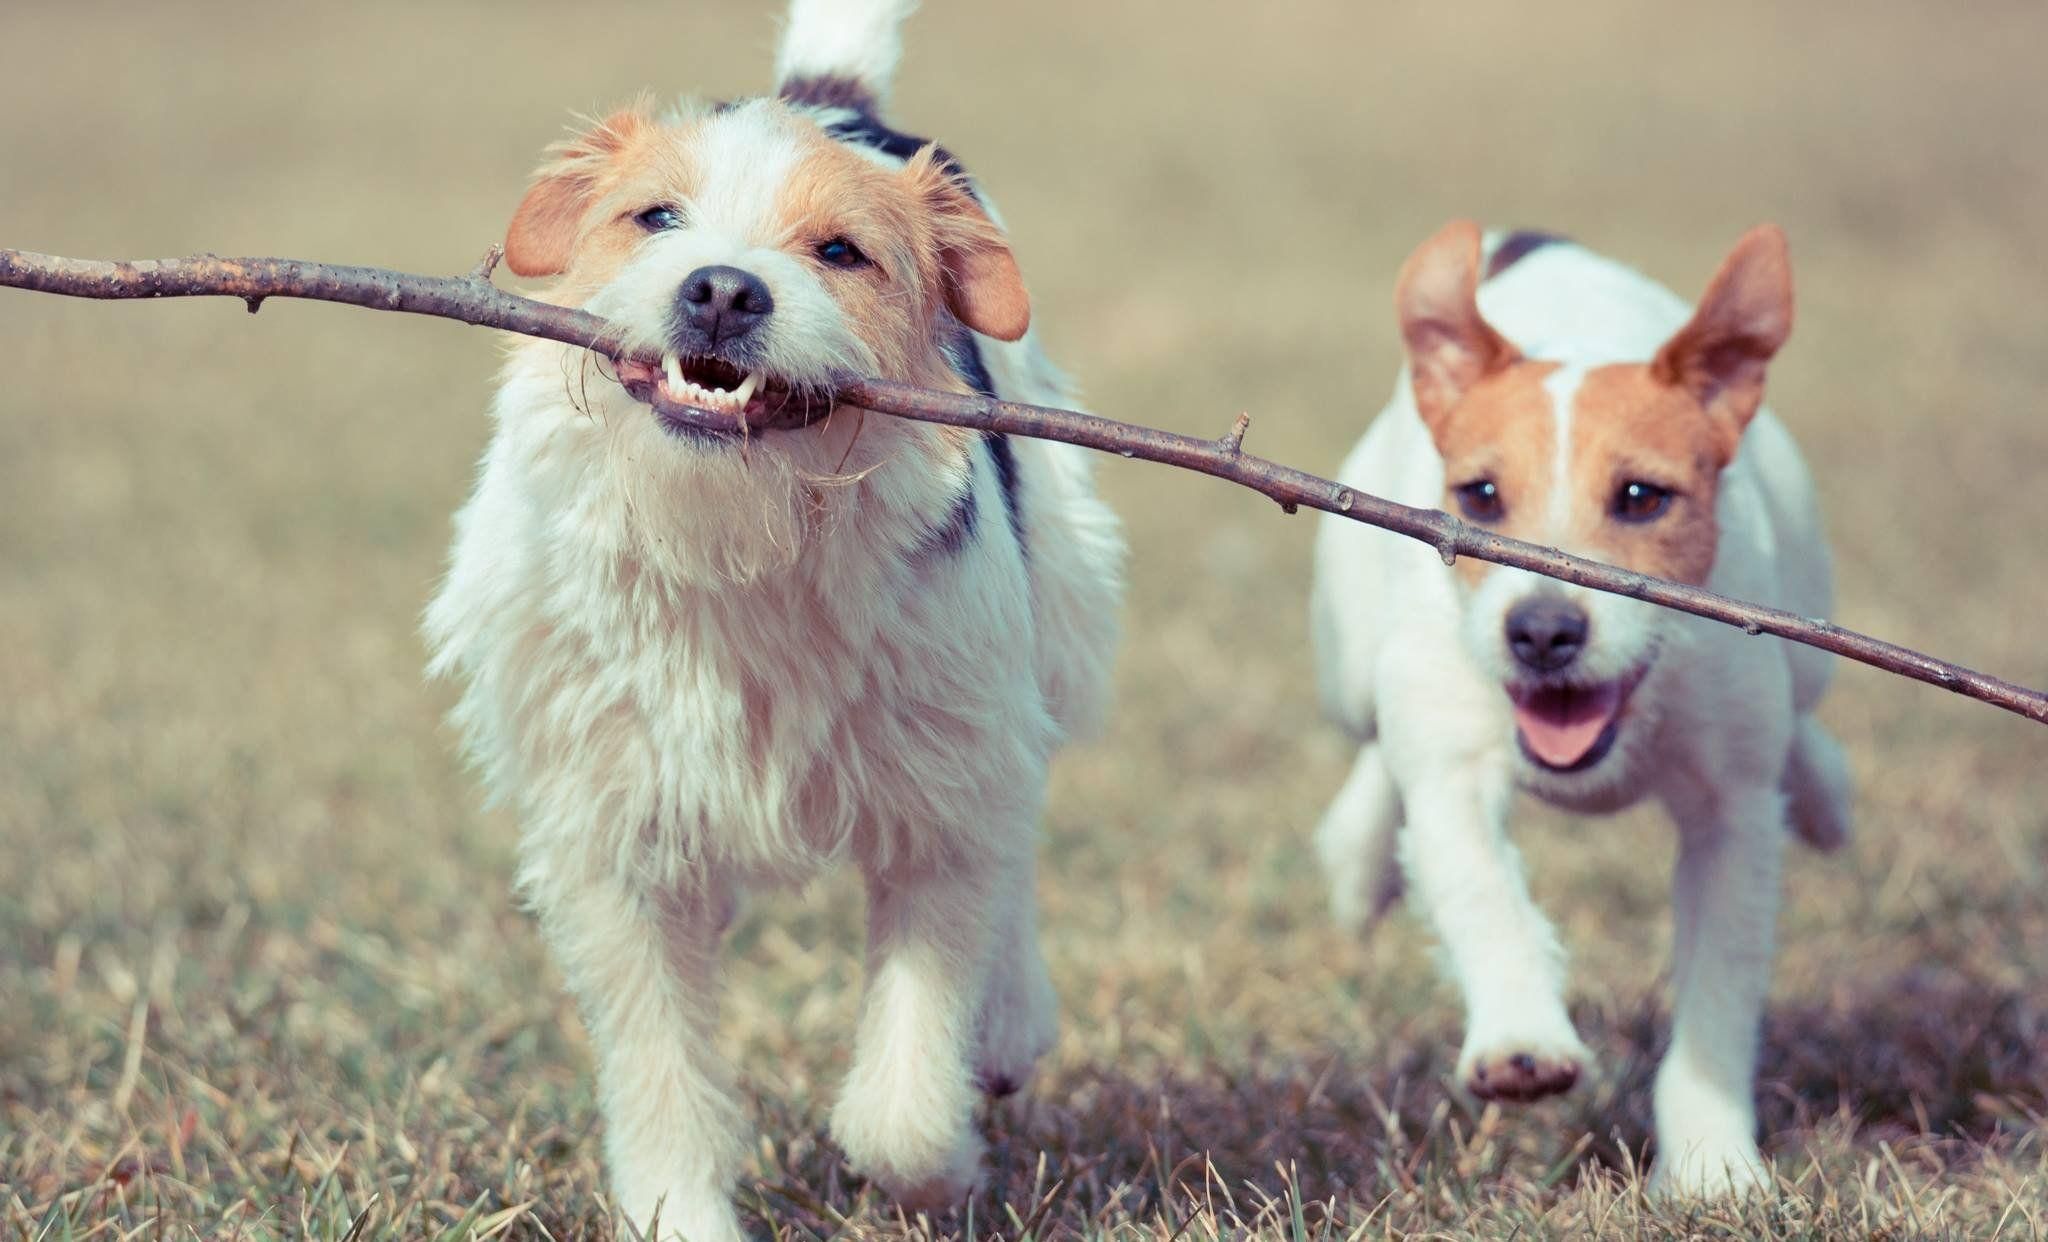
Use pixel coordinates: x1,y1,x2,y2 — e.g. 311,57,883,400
3,1,2044,1235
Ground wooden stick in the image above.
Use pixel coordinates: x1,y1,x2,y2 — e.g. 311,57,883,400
3,244,2042,725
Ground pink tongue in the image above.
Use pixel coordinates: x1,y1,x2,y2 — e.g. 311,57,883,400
1511,682,1623,768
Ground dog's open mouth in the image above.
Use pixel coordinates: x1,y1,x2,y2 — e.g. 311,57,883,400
616,354,829,436
1508,671,1645,773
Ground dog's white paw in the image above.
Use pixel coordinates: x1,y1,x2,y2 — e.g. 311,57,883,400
614,1186,747,1242
831,1078,984,1212
975,952,1059,1098
1648,1136,1769,1199
1456,1022,1591,1103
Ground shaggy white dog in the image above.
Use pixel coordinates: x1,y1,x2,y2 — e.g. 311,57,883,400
424,3,1124,1236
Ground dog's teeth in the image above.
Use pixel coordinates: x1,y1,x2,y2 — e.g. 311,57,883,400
663,355,686,393
735,372,761,406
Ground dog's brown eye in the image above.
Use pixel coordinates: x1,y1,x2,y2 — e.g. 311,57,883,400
816,237,869,269
1613,480,1674,523
636,205,685,232
1454,479,1505,523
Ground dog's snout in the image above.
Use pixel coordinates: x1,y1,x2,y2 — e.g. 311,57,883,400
675,265,774,349
1506,597,1589,672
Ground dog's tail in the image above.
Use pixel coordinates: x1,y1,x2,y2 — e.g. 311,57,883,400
775,0,921,115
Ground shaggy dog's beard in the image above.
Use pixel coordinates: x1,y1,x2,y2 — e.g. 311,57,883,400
602,410,815,588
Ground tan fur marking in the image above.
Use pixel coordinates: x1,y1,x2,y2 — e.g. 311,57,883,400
505,105,660,280
1428,362,1559,588
504,100,1008,465
1408,222,1796,592
901,148,1030,342
1396,220,1522,436
1651,224,1794,464
1567,364,1728,585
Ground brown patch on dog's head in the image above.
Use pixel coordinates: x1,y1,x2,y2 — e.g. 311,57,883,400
1396,219,1559,586
1560,226,1795,585
900,147,1030,342
1649,224,1794,465
1559,364,1735,586
504,102,661,280
1393,221,1796,589
499,98,1031,419
1396,220,1523,438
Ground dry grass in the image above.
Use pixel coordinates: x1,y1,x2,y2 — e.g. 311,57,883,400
3,1,2046,1237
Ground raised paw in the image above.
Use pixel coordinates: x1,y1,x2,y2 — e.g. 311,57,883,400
1457,1031,1590,1103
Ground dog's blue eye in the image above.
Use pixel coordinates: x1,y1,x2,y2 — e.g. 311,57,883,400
1454,479,1505,523
635,205,684,232
1613,481,1674,523
816,237,869,269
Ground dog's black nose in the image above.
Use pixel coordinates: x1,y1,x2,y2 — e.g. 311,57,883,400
1506,597,1589,672
674,265,774,350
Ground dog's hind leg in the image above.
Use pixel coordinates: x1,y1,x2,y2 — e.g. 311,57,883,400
1783,715,1852,853
973,848,1059,1099
833,857,1000,1208
1315,742,1404,934
534,874,749,1242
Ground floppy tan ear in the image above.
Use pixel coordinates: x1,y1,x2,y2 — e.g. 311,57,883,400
503,106,650,279
1651,224,1794,456
905,147,1031,341
1395,220,1520,436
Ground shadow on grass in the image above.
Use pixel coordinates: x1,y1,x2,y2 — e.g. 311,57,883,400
1758,964,2047,1144
733,969,2045,1236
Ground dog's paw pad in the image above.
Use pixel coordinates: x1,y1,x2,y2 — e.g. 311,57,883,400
1463,1046,1585,1102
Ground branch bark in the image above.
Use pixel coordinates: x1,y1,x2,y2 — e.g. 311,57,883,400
3,245,2042,726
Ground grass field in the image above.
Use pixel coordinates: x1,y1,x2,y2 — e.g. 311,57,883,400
4,1,2046,1237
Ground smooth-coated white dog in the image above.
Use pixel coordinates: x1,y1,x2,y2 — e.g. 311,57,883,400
1310,221,1852,1195
424,2,1123,1236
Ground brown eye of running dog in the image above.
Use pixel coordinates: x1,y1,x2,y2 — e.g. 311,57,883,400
1613,480,1674,523
815,236,870,269
1455,479,1505,522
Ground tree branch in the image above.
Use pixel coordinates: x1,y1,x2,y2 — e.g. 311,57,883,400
3,245,2042,726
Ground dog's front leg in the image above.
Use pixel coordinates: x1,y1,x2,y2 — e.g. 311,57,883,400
1397,761,1590,1103
1651,782,1785,1196
535,873,748,1242
832,857,998,1210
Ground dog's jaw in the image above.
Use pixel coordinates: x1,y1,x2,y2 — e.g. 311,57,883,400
616,355,834,437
